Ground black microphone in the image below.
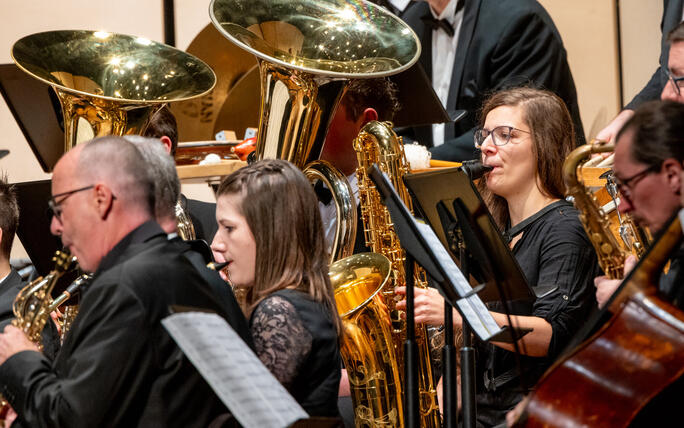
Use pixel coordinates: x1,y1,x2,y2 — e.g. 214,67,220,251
460,160,493,180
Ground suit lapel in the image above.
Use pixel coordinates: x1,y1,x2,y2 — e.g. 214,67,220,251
445,0,482,137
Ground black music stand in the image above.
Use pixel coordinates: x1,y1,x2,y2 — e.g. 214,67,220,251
404,167,548,428
367,165,527,428
0,64,64,172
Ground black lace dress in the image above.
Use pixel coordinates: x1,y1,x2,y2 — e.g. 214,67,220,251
250,289,341,417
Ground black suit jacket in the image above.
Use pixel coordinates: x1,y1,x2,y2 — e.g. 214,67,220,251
402,0,584,161
0,221,250,428
0,268,24,328
182,194,218,245
0,268,60,360
626,0,683,109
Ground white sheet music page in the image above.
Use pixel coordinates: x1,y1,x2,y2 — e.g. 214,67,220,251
413,220,501,340
162,312,308,428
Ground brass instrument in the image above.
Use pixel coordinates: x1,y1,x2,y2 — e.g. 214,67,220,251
11,30,216,154
330,252,404,426
563,140,647,278
174,200,196,241
350,120,440,427
49,273,92,342
209,0,420,261
12,251,77,345
0,251,77,421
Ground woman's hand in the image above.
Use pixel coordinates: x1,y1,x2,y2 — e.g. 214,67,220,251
395,286,455,327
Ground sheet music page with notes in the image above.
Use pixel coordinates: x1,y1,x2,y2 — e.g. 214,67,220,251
413,219,502,340
162,312,308,428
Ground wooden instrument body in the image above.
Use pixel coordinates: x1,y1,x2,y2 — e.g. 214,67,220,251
518,217,684,427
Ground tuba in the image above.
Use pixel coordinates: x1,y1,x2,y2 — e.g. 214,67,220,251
563,140,648,278
330,252,404,427
209,0,420,261
12,30,216,154
347,120,440,427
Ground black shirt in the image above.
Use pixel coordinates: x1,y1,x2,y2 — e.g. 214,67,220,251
250,289,341,417
475,200,600,427
0,221,250,428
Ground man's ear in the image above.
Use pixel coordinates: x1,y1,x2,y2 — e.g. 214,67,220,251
93,184,115,219
361,108,378,125
160,136,173,155
663,158,684,194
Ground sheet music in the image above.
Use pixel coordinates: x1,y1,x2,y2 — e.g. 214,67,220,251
162,312,308,428
413,219,501,340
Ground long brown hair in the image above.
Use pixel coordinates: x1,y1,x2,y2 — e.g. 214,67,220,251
217,159,342,334
476,87,575,228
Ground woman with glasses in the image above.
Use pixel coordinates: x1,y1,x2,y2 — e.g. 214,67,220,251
210,159,343,418
396,87,600,426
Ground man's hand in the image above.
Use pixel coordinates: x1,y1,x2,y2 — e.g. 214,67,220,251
594,255,638,308
0,325,39,366
595,109,634,144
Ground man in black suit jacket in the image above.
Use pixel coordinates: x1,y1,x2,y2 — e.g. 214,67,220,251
597,0,683,142
401,0,584,161
0,178,60,360
0,137,250,427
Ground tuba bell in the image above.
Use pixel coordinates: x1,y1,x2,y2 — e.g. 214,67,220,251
209,0,420,261
12,30,216,155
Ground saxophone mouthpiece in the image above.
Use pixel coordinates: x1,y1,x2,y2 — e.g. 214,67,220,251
460,160,493,180
207,261,229,271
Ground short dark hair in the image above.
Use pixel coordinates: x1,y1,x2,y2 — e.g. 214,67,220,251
0,175,19,259
616,100,684,167
667,21,684,44
144,106,178,156
342,78,400,122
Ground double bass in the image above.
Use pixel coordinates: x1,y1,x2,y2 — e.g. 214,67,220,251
514,212,684,427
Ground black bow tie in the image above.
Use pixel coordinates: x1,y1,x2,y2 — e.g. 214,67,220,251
421,15,455,37
421,0,465,38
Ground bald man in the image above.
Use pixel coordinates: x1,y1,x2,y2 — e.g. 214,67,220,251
0,137,249,427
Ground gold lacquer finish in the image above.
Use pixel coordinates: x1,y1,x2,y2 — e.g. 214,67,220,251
11,30,216,154
563,140,648,279
0,251,78,422
209,0,419,167
174,200,197,241
353,121,441,427
210,0,420,262
330,252,404,427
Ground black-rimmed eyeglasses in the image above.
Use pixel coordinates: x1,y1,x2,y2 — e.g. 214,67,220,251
663,68,684,96
613,165,660,200
474,126,531,148
48,185,94,220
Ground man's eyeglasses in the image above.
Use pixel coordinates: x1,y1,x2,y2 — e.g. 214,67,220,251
474,126,530,148
48,185,94,220
664,68,684,96
613,165,659,200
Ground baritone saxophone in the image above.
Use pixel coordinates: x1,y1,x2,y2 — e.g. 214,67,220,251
335,120,440,427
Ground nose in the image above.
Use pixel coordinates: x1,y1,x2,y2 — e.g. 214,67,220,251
210,234,227,262
50,215,62,236
617,194,633,215
479,133,497,156
661,82,678,102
